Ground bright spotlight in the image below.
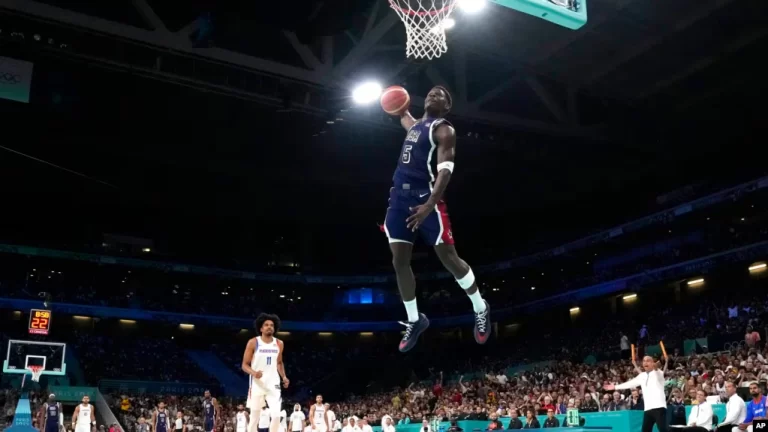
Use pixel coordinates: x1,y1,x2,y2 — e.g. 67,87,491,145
352,82,383,105
457,0,486,14
443,17,456,30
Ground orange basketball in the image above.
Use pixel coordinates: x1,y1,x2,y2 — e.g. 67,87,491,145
381,86,410,115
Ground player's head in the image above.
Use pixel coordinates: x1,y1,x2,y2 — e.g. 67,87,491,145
139,417,146,424
48,393,56,403
158,401,166,409
255,313,280,336
315,394,323,404
204,390,211,399
323,403,330,410
641,355,655,371
238,403,245,411
294,404,301,412
424,86,452,117
82,395,90,404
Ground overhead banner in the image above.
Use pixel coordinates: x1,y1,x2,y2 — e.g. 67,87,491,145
0,56,34,103
48,386,99,402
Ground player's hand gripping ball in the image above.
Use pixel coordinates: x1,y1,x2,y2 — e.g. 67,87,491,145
381,85,410,115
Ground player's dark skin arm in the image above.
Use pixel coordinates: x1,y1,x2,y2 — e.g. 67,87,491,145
400,111,417,130
406,124,455,231
276,340,289,388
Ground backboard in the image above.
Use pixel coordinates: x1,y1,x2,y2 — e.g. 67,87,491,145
489,0,587,30
3,339,67,376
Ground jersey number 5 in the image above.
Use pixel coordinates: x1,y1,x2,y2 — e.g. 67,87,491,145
266,357,271,365
402,145,412,164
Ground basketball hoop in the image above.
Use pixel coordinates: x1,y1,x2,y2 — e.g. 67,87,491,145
389,0,457,59
27,365,44,382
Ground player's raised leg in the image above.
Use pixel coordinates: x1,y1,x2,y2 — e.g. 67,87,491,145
434,243,490,343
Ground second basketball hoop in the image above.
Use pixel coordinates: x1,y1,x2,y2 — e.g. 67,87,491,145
389,0,457,60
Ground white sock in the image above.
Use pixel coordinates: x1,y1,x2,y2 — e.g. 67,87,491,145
403,298,419,322
467,290,486,313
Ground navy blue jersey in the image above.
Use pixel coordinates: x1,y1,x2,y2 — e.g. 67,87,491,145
156,410,169,432
203,400,216,421
45,402,61,432
392,117,452,190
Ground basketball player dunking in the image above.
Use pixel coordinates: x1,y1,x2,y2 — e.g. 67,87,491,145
235,404,249,432
243,313,290,432
382,86,491,352
40,393,62,432
309,395,330,432
72,396,95,432
202,390,219,432
153,401,171,432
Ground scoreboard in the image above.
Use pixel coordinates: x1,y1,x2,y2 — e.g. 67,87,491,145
29,309,52,335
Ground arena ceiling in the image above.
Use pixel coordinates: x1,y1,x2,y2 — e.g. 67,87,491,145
0,0,766,268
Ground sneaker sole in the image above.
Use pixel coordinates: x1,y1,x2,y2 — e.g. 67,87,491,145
399,316,430,353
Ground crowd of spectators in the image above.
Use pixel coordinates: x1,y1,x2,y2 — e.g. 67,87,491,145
72,334,219,386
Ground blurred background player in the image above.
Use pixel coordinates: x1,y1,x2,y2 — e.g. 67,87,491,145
383,86,490,352
289,404,305,432
154,401,171,432
323,404,337,432
243,313,290,432
72,395,95,432
258,406,271,432
309,395,329,432
203,390,218,432
39,394,63,432
236,404,249,432
175,411,186,432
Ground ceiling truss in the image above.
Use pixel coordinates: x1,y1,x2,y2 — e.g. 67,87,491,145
0,0,609,138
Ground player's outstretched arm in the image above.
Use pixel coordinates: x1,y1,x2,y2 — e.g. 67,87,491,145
400,111,417,130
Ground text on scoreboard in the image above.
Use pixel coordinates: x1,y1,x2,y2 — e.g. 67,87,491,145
29,309,52,335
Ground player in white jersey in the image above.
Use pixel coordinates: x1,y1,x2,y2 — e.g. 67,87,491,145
289,404,305,432
235,404,249,432
72,395,95,432
243,313,289,432
323,405,337,432
308,395,329,432
258,408,272,432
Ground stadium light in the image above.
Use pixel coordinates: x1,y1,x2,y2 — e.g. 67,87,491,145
457,0,486,13
687,278,705,287
352,82,383,105
179,323,195,330
749,263,767,273
622,293,637,300
443,17,456,30
119,319,136,324
569,307,580,313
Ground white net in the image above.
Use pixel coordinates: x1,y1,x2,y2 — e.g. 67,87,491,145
389,0,457,60
27,366,44,382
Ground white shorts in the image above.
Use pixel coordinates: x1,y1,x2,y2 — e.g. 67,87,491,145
313,425,327,432
75,423,91,432
238,427,247,432
248,384,281,417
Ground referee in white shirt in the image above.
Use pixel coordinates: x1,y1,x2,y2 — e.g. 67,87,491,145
604,356,669,432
